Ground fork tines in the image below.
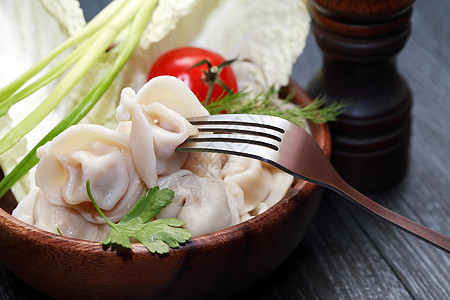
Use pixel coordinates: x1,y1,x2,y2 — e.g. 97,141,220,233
177,114,288,157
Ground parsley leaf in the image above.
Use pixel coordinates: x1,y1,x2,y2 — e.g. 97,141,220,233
86,180,191,254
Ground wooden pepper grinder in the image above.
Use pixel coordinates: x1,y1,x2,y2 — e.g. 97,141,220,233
307,0,415,191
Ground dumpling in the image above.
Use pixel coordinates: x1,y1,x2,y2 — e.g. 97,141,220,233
144,103,201,175
33,124,143,224
184,152,294,220
221,156,272,214
156,170,242,237
13,190,110,241
116,87,158,187
261,162,294,208
133,75,209,118
116,76,204,187
182,152,229,179
117,98,199,183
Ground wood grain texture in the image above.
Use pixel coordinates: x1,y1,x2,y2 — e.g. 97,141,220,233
1,0,449,299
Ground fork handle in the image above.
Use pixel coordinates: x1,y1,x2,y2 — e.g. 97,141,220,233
331,179,450,253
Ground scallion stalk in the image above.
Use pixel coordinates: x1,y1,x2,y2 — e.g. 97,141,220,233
0,35,92,117
0,0,128,103
0,0,157,198
0,0,146,155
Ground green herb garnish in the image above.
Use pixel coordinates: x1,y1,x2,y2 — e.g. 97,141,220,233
204,86,348,127
86,180,191,254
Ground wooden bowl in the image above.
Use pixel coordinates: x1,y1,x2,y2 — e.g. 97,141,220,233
0,81,330,299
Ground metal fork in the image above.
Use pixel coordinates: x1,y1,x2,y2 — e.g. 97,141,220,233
177,114,450,253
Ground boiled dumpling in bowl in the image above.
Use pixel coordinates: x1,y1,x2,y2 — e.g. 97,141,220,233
116,83,201,187
183,152,294,222
12,124,143,240
33,124,144,224
13,190,110,241
221,156,273,215
157,169,242,237
132,75,209,118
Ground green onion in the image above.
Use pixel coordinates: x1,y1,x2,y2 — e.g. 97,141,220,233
0,0,158,198
0,39,90,117
0,0,128,103
0,0,148,155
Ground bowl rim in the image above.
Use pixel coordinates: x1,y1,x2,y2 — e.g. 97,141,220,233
0,80,331,255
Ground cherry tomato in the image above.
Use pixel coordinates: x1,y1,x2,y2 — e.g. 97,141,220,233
147,47,238,104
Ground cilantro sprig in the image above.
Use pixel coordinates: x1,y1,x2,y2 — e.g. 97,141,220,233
86,180,191,254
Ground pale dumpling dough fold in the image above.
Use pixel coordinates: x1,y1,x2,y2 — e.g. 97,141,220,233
133,75,209,118
32,124,143,224
116,76,204,188
13,190,110,241
183,152,294,220
221,156,272,214
156,169,242,237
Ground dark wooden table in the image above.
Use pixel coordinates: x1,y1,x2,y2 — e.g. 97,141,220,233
1,0,449,299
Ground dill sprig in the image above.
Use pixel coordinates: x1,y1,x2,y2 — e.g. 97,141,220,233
204,86,348,127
